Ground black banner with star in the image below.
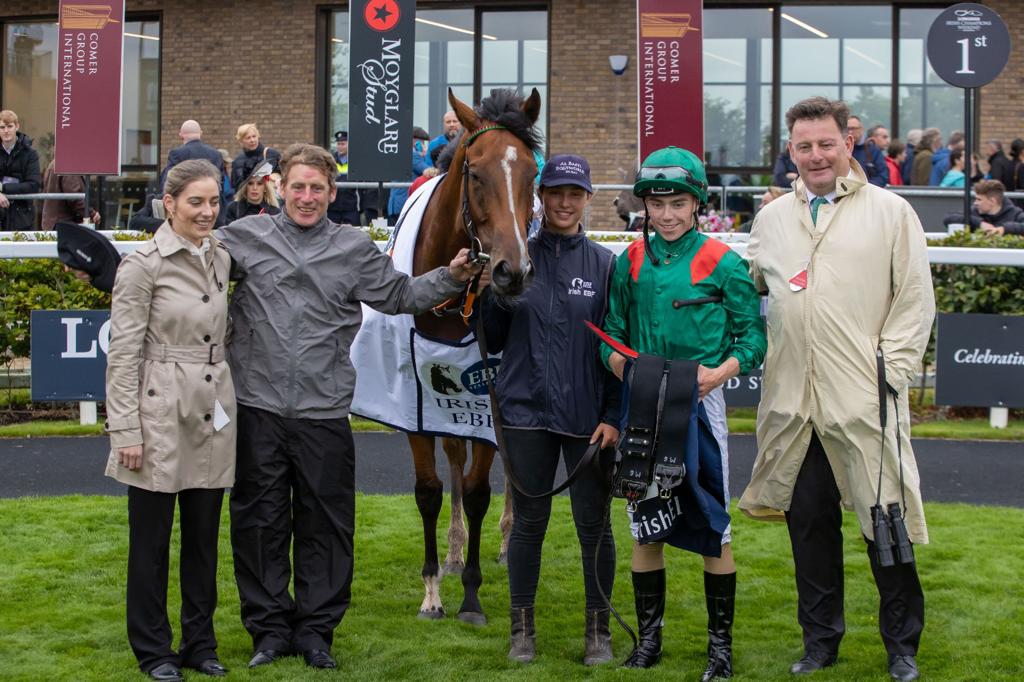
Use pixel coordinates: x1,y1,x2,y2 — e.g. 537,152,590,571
348,0,416,181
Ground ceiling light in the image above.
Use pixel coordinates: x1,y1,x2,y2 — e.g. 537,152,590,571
781,13,828,38
416,17,496,40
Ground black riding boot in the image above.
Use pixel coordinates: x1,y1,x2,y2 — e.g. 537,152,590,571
701,571,736,681
508,607,536,663
583,608,613,666
623,569,665,669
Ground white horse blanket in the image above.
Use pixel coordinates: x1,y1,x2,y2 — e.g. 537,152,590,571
349,175,500,447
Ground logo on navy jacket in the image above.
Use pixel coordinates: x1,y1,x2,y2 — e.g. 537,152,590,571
568,276,596,297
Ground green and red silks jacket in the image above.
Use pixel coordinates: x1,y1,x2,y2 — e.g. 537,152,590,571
599,229,766,376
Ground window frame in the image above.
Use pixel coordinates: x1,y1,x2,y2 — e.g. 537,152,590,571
704,1,964,176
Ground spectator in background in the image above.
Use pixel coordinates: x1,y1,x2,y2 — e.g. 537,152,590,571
939,148,965,188
929,130,963,186
1007,139,1024,194
943,179,1024,236
387,127,432,225
736,186,787,232
231,123,281,190
0,109,42,230
330,130,381,226
160,120,225,190
217,148,234,208
224,161,280,222
847,115,889,187
867,125,890,152
41,156,100,230
771,148,798,188
426,110,462,163
911,128,941,185
885,140,906,187
901,129,922,185
983,140,1012,188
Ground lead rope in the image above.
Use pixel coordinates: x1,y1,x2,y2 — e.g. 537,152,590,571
473,312,636,650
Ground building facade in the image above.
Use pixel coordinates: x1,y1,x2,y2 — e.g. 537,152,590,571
2,0,1020,229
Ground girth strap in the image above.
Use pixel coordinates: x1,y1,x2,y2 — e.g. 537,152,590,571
617,354,665,505
652,360,697,497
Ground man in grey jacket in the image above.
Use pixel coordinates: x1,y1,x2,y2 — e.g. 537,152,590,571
218,143,479,671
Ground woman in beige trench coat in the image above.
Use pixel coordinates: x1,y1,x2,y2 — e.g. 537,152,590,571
104,159,236,681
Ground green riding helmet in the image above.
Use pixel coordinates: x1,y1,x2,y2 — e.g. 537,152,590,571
633,146,708,204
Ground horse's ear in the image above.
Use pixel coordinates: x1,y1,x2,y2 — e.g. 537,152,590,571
521,87,542,126
448,87,481,132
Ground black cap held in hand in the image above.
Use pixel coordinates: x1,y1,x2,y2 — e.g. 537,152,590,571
56,222,122,293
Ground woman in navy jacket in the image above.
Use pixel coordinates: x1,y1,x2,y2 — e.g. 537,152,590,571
480,154,620,667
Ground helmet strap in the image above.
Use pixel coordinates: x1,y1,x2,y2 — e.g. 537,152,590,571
641,197,660,266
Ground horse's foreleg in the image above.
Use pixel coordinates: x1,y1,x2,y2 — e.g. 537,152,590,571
441,437,467,575
410,434,445,619
457,442,495,626
498,477,514,566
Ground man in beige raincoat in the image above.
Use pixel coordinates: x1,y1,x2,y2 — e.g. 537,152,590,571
739,97,934,682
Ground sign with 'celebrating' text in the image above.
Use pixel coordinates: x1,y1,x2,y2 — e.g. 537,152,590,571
348,0,416,181
54,0,125,175
935,313,1024,408
636,0,704,163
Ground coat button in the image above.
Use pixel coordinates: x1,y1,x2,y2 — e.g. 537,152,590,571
203,334,211,342
205,374,212,382
147,389,156,396
652,320,660,327
204,414,211,421
202,294,210,302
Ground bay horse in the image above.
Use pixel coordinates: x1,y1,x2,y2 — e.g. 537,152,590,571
408,87,541,624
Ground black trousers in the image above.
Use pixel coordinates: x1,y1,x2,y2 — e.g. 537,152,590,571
127,486,225,673
505,428,615,610
229,405,356,653
786,431,924,657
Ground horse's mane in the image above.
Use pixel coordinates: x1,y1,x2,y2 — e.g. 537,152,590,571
435,137,459,173
474,88,543,154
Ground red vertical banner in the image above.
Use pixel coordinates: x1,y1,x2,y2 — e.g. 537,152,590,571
637,0,703,164
54,0,125,175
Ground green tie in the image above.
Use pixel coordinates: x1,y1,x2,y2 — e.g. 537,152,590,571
810,196,828,225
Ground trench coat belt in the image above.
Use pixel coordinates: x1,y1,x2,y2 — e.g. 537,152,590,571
142,342,225,364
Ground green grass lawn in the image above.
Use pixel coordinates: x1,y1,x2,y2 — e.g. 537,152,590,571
0,495,1020,681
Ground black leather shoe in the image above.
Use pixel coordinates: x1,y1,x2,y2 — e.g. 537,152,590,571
194,659,228,676
790,651,837,674
303,649,337,669
888,654,920,681
147,662,183,681
248,649,284,668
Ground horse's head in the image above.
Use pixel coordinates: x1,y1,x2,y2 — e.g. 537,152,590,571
449,87,542,298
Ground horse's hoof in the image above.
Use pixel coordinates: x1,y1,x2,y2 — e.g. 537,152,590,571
457,611,488,627
496,551,508,567
443,562,464,576
418,607,446,620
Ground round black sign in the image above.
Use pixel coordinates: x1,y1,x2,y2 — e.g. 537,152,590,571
927,3,1010,89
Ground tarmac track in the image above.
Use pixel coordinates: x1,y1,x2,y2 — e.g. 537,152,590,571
0,433,1020,507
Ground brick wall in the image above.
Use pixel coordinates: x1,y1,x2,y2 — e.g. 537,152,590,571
548,0,637,230
977,0,1023,151
1,0,321,168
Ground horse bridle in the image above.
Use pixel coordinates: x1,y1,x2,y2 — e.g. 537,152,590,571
460,123,507,265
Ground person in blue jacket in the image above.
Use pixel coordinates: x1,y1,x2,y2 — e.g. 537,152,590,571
387,127,432,224
480,154,620,667
847,115,889,186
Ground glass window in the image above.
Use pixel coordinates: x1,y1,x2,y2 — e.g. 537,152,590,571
703,8,772,167
2,19,161,169
328,12,350,144
327,7,548,151
480,10,548,144
896,8,964,137
779,6,892,137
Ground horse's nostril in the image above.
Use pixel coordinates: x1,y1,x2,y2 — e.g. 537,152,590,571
491,261,514,287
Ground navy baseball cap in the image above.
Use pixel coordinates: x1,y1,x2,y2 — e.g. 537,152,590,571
539,154,593,193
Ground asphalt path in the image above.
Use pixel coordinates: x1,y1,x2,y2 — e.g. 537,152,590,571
0,433,1020,507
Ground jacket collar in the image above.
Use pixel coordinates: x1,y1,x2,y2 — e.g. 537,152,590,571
154,221,221,258
792,158,868,207
536,224,585,249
